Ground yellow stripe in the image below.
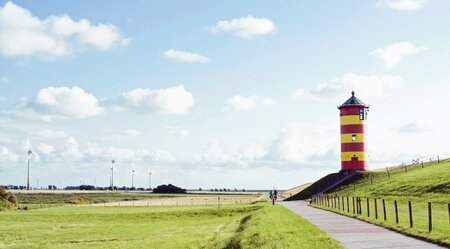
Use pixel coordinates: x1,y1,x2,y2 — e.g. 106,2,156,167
340,115,364,125
341,133,365,143
341,152,366,161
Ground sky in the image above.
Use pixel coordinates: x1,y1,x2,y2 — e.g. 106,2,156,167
0,0,449,190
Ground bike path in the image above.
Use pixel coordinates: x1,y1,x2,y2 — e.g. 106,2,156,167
282,201,445,249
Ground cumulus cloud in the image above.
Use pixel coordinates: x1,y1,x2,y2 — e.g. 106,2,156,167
0,2,129,59
266,123,336,162
85,145,175,163
0,146,19,163
370,42,427,68
123,129,142,136
119,85,194,114
37,143,54,155
293,73,405,100
33,129,68,139
397,122,431,133
164,49,209,63
225,95,276,111
162,125,190,137
8,86,104,121
201,139,266,163
377,0,427,11
61,136,83,159
210,16,276,39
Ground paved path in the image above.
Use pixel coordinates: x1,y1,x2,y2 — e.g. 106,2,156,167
282,201,445,249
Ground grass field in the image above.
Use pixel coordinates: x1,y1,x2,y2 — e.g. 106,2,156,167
0,202,343,249
313,159,450,246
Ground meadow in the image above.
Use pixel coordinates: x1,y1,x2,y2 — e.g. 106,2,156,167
313,159,450,246
0,193,342,249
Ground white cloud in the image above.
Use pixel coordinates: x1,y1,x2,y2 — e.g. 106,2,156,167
61,136,83,159
163,125,190,137
0,2,129,59
225,95,276,111
378,0,427,11
119,85,194,115
0,146,19,163
397,122,431,133
123,129,142,136
201,139,266,163
37,143,54,155
164,49,209,63
370,42,427,68
33,129,68,139
9,86,104,121
210,16,276,39
293,73,405,100
266,123,336,162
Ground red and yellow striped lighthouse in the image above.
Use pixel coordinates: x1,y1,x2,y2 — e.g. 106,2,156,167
338,91,369,171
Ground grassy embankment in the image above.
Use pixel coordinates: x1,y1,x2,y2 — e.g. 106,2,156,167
0,202,343,249
312,159,450,246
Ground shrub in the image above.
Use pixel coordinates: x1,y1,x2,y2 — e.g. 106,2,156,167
152,184,186,194
0,188,17,210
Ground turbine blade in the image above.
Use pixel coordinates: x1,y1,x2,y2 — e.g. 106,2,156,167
26,137,32,150
25,154,31,164
32,151,40,161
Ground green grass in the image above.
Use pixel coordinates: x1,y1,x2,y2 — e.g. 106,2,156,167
15,192,179,205
0,203,342,249
315,160,450,246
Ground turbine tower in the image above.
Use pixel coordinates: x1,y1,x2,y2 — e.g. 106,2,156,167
110,156,119,191
25,137,39,190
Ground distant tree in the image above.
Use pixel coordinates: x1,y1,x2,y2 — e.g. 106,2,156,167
152,184,186,194
198,187,202,191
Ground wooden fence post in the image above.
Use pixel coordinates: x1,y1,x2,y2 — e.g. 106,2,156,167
386,167,390,179
405,164,407,173
367,197,370,217
421,162,424,169
408,201,413,228
382,199,386,221
338,196,340,210
394,200,399,224
342,196,345,211
374,199,378,219
347,196,350,213
428,202,432,232
448,203,450,224
370,177,373,185
437,156,440,163
352,197,355,214
358,197,361,214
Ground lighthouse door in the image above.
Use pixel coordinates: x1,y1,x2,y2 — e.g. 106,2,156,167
351,157,359,170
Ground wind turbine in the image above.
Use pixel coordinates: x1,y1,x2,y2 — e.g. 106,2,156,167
25,137,39,190
110,156,119,191
131,169,135,189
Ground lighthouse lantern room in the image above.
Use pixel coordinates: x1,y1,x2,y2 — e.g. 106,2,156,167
338,91,369,171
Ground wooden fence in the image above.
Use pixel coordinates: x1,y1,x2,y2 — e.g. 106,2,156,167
311,194,450,233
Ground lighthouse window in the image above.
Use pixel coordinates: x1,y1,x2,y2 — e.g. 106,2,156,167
352,134,357,141
359,109,365,120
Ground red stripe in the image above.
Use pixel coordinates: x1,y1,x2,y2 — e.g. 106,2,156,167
341,143,365,152
340,107,361,116
340,124,364,134
341,161,367,171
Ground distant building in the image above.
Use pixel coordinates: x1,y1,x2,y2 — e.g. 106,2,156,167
338,91,369,171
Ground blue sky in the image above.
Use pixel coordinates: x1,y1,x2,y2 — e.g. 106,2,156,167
0,0,449,189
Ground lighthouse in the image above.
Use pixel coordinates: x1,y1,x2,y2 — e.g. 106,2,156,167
338,91,369,171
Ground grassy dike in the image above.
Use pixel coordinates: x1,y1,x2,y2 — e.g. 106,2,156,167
0,202,343,249
312,160,450,246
